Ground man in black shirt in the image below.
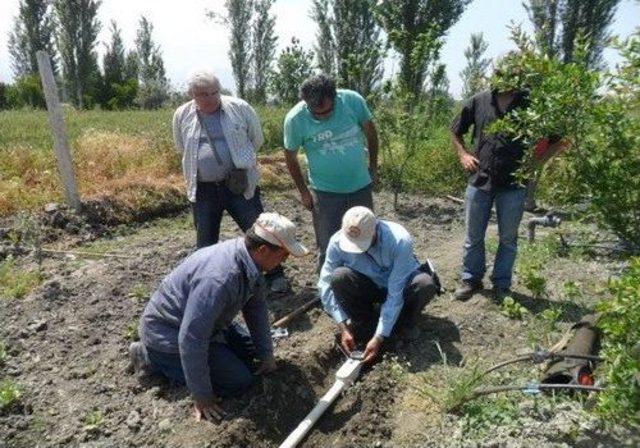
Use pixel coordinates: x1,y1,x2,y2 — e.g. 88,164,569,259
450,85,530,301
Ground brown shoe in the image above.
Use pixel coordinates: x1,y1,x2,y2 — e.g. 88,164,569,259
454,281,483,301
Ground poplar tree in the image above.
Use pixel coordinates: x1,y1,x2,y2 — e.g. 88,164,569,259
309,0,384,96
460,33,490,99
8,0,57,77
134,16,168,109
54,0,102,109
222,0,254,98
251,0,277,103
523,0,621,68
310,0,336,76
376,0,470,98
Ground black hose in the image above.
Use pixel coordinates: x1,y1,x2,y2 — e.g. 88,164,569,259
482,352,603,377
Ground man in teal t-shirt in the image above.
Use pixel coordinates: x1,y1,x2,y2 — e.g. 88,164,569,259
283,74,379,269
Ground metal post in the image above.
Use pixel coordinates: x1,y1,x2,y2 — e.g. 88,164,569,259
36,50,82,211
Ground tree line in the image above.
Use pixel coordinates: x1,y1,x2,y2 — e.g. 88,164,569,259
3,0,169,110
0,0,621,111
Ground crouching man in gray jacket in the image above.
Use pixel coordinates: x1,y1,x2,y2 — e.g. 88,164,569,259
129,212,308,421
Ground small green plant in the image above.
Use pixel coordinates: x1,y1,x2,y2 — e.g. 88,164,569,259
500,296,529,320
124,320,139,341
517,238,558,298
128,283,150,302
0,381,21,411
595,257,640,424
83,409,104,431
0,255,43,300
0,341,6,366
460,396,521,438
562,280,582,301
539,306,562,332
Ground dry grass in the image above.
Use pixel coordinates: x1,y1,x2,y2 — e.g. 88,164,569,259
0,130,184,216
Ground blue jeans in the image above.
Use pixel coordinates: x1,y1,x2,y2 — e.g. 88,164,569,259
145,323,256,397
192,182,264,249
461,184,526,289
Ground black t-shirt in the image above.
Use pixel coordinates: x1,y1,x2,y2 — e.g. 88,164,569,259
451,89,529,190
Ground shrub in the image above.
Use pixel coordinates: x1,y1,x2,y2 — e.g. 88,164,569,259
595,257,640,424
492,28,640,250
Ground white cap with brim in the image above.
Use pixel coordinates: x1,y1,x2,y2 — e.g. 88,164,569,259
253,212,309,257
339,206,377,254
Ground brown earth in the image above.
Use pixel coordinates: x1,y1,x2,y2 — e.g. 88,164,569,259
0,189,638,447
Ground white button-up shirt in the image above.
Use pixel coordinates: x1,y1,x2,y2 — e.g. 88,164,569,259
172,96,264,202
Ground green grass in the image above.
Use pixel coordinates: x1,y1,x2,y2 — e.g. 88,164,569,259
0,380,21,411
0,255,42,300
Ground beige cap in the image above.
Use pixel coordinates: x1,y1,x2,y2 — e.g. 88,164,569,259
253,212,309,257
339,206,377,253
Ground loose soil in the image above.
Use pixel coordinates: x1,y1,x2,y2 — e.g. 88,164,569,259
1,190,638,447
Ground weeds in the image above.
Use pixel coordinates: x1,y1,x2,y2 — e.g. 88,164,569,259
500,296,529,320
517,236,559,298
0,381,21,411
124,320,139,341
0,255,42,300
128,283,150,302
83,409,104,431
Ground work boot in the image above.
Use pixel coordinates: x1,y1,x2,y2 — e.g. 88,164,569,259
453,280,482,301
268,274,289,293
128,341,152,376
493,286,512,302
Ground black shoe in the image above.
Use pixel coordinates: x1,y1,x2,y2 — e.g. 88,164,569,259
454,281,483,301
493,287,512,302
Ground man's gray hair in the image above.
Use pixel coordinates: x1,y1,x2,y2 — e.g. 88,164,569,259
187,71,220,96
299,74,336,107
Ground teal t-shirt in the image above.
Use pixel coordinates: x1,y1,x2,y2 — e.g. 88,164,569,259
284,89,373,193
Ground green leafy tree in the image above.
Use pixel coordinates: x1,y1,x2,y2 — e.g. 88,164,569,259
491,27,640,249
524,0,561,57
460,32,490,99
310,0,335,76
8,0,57,77
98,20,126,109
376,0,470,98
523,0,621,68
309,0,384,97
251,0,277,103
270,37,314,105
211,0,254,98
54,0,102,109
5,74,46,108
134,16,169,109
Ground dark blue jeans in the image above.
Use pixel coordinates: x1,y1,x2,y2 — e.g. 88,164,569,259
145,323,256,397
191,183,283,278
192,182,264,249
461,184,526,289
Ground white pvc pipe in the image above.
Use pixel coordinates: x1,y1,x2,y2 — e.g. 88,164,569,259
279,358,363,448
279,381,346,448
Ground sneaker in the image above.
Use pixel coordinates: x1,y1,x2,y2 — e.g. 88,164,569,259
453,280,483,301
128,342,152,376
269,275,289,293
493,287,511,302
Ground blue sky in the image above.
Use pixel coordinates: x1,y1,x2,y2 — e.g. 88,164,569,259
0,0,638,99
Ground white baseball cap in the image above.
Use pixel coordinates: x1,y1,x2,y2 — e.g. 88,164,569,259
253,212,309,257
339,206,377,253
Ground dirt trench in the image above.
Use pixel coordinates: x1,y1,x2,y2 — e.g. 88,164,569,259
1,191,459,447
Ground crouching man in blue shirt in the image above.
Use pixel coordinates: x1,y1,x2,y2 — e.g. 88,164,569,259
129,212,308,422
318,206,440,364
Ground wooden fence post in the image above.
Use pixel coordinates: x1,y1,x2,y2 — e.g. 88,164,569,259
36,50,82,211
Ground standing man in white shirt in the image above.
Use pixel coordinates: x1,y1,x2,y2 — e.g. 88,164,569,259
172,70,287,292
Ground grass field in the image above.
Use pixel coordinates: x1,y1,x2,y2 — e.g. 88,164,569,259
0,106,462,218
